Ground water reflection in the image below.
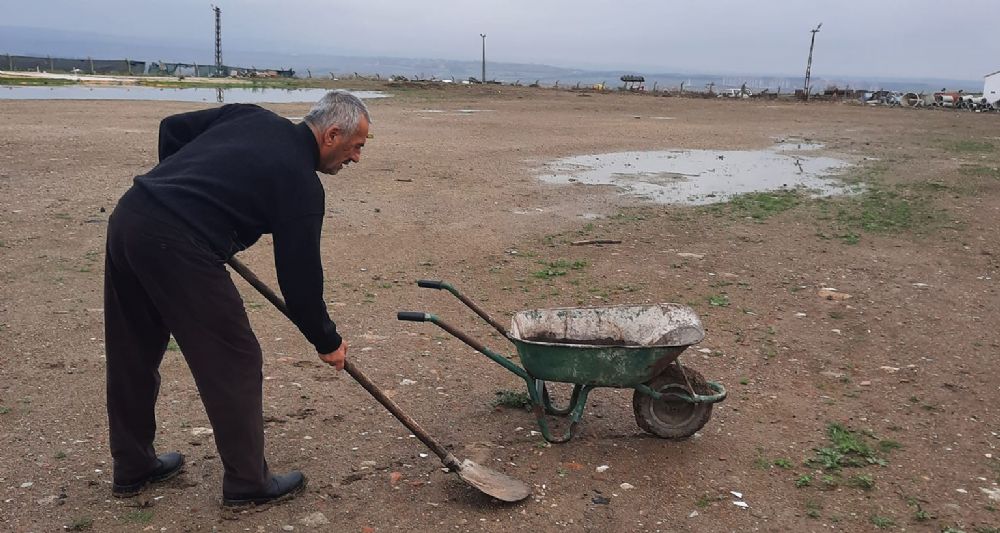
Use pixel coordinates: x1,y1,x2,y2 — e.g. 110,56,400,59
537,144,855,205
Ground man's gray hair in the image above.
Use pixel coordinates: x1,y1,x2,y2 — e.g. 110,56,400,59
303,90,372,136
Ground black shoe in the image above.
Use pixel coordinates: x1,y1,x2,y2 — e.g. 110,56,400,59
222,471,307,507
112,452,186,498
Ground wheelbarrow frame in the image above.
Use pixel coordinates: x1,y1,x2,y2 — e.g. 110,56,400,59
399,280,726,443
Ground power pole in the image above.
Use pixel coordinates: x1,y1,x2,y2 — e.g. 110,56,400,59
480,33,486,83
803,23,822,101
213,5,223,77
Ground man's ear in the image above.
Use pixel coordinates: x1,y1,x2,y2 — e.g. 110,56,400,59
325,126,342,146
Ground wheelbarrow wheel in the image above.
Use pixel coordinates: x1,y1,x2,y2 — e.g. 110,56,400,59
633,364,713,439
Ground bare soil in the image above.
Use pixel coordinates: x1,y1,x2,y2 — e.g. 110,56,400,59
1,84,998,532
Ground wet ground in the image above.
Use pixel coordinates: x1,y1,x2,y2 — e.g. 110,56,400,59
1,84,998,532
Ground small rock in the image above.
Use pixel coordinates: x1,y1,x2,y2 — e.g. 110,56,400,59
912,283,930,289
592,495,610,505
20,482,33,488
596,465,610,473
697,348,712,354
359,460,377,468
620,483,634,490
36,495,60,506
733,501,749,509
299,512,330,527
282,526,294,532
859,380,871,386
688,510,699,518
389,471,403,486
730,491,743,498
677,252,704,260
956,488,968,494
820,371,845,379
817,288,851,301
399,379,417,386
880,366,900,373
794,312,807,318
981,487,1000,501
191,427,214,437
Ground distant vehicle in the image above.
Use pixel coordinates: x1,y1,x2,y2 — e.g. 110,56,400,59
717,88,752,99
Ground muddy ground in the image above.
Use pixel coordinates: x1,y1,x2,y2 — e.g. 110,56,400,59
1,84,998,532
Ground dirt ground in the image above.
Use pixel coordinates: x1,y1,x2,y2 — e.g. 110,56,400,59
1,84,998,532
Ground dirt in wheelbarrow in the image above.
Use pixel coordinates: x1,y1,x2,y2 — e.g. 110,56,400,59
1,83,999,532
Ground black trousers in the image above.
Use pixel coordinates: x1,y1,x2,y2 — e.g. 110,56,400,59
104,188,269,494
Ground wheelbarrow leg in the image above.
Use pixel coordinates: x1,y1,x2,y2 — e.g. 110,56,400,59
526,379,594,443
535,381,584,417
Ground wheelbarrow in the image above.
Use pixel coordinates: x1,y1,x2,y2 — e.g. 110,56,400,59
398,280,727,443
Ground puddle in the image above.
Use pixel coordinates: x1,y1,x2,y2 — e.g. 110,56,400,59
537,144,854,205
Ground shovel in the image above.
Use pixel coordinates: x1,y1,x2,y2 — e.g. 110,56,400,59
226,257,531,503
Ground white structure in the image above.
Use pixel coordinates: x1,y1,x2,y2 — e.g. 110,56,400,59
985,71,1000,105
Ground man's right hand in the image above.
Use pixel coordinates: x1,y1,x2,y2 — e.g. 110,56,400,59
319,340,347,371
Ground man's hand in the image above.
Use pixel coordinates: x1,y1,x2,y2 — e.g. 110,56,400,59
319,341,347,371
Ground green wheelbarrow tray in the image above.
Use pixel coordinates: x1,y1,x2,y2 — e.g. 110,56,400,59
398,281,727,443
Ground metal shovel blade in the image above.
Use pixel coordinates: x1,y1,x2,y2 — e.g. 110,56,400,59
456,459,531,502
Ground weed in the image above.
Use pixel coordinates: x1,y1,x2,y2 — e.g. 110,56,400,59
55,451,66,459
809,422,887,469
819,475,838,490
959,164,1000,179
491,389,531,410
878,440,902,453
122,510,154,524
739,377,749,385
166,338,180,352
695,494,713,508
66,517,94,531
977,527,1000,533
533,259,587,280
805,499,822,518
773,458,793,469
847,473,875,490
795,474,813,487
870,515,894,529
708,294,730,307
945,140,994,153
0,406,10,414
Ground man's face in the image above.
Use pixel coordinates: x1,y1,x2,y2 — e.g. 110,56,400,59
318,116,369,175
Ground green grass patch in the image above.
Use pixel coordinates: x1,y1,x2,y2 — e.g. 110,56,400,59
122,510,154,524
0,76,77,86
870,515,895,529
66,517,94,531
533,259,588,279
714,190,805,220
829,185,941,237
0,406,10,414
708,294,730,307
945,140,994,153
959,164,1000,179
807,423,888,471
491,389,531,410
166,337,180,352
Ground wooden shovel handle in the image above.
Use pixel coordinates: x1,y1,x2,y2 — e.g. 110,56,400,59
226,256,461,471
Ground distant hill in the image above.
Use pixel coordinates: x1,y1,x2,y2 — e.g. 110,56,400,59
0,25,982,93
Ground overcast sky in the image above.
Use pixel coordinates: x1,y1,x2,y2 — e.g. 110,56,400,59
4,0,997,80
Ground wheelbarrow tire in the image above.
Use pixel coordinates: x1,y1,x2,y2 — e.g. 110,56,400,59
633,364,713,440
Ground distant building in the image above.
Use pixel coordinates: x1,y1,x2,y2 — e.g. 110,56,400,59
985,70,1000,105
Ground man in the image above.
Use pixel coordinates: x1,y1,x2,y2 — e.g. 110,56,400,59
104,90,370,506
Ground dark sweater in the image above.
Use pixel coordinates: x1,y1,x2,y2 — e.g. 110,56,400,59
133,103,341,353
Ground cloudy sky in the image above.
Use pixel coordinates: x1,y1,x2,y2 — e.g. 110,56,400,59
4,0,996,80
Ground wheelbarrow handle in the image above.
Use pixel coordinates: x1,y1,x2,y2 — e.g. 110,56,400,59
412,279,509,337
397,311,431,322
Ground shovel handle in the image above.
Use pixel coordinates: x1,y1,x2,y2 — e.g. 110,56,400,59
226,257,462,472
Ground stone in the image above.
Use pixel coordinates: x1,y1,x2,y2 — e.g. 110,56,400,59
299,512,330,527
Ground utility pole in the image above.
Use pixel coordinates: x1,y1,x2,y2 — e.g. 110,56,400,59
212,5,223,77
480,33,486,83
803,23,822,101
